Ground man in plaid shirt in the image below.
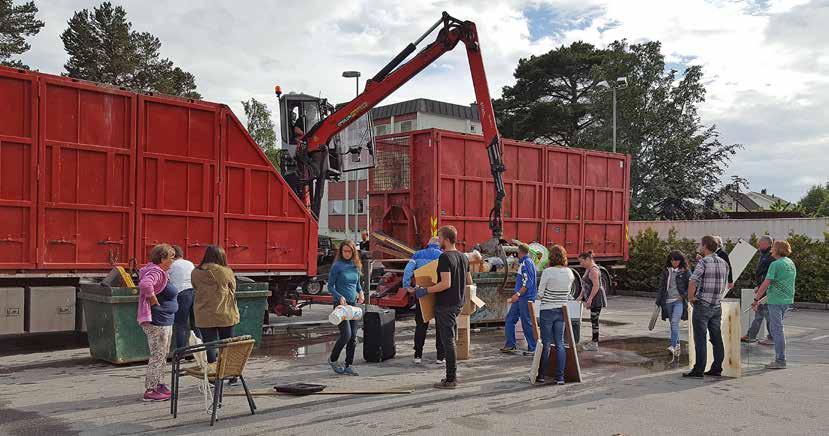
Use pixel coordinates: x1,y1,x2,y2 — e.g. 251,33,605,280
683,235,730,378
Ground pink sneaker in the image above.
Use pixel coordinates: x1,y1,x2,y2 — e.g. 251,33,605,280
157,384,171,395
143,388,171,402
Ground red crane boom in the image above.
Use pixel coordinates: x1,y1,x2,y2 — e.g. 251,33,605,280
296,12,506,241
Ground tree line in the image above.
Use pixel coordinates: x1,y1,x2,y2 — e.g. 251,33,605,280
2,1,824,217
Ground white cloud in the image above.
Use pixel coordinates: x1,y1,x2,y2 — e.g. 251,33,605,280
17,0,829,202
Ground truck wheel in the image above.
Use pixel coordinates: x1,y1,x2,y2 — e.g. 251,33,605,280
304,280,324,295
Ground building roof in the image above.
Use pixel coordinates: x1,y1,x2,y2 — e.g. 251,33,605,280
719,191,761,212
370,98,480,121
748,191,790,206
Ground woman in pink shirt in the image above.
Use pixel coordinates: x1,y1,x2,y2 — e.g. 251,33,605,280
137,244,178,402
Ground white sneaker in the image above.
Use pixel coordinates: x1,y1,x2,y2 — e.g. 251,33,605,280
413,357,422,364
435,359,445,365
667,345,676,355
583,342,599,351
674,344,681,357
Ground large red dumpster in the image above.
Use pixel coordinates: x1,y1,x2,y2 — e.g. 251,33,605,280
0,66,317,276
369,129,630,261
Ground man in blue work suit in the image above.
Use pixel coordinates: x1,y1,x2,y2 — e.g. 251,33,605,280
403,237,444,364
501,244,538,354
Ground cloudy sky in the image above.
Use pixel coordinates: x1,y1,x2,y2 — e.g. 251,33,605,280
19,0,829,202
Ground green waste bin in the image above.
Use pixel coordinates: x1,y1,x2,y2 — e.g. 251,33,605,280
468,272,516,324
78,283,271,364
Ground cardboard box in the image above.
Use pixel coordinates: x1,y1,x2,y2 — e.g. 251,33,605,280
457,314,471,360
461,285,485,315
26,286,76,333
0,287,25,335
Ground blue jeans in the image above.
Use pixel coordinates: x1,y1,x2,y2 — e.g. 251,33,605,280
173,288,200,350
767,304,788,363
668,300,683,347
539,308,566,381
201,326,235,364
330,319,358,367
691,303,723,374
746,303,771,340
505,300,536,352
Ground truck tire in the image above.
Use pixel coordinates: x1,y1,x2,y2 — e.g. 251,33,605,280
303,280,325,295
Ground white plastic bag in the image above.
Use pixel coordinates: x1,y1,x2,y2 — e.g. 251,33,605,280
328,305,364,325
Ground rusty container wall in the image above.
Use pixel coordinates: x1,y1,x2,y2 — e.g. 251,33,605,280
39,76,136,269
220,109,317,275
0,69,37,269
370,129,631,261
0,66,317,276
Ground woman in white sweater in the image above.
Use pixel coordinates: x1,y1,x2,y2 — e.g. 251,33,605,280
535,245,576,385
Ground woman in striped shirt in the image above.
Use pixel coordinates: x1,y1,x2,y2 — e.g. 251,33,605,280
535,245,576,385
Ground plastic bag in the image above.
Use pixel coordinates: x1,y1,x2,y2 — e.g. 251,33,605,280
328,305,364,325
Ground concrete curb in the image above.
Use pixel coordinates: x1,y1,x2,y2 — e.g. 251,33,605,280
613,289,829,310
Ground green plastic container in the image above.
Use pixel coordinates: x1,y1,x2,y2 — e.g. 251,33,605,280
78,283,270,364
469,272,516,324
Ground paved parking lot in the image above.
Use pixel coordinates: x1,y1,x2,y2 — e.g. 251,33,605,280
1,296,827,435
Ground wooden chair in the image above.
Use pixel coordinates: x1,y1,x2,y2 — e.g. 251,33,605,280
170,335,257,426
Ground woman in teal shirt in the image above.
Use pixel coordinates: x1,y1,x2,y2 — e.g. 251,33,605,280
753,240,796,369
327,240,365,375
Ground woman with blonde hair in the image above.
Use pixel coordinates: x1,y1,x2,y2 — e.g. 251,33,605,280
535,245,575,384
327,240,365,375
753,240,796,369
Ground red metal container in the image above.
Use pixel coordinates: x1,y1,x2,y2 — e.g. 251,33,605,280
0,66,316,276
369,129,630,260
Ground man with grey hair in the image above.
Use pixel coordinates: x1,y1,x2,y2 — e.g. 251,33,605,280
403,237,444,364
713,236,734,290
742,235,776,344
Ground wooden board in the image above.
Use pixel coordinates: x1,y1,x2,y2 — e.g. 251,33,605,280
226,388,414,397
648,305,660,331
375,245,413,260
371,231,416,255
457,314,471,360
528,301,543,384
543,304,582,383
687,301,741,377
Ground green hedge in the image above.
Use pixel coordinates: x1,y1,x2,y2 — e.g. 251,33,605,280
617,228,829,303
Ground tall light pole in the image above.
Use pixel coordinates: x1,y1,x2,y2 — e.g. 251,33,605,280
342,71,361,241
597,76,628,153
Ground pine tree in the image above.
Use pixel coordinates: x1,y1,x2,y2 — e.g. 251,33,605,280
61,2,199,98
0,0,44,69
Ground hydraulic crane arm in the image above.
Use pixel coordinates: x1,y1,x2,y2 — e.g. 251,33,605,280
300,11,506,240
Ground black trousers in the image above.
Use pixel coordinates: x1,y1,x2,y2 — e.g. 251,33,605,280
201,325,235,363
434,305,460,382
691,303,724,374
414,299,445,360
330,319,358,366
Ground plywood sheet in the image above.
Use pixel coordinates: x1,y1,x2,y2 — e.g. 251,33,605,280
726,240,757,293
688,301,741,377
543,304,582,383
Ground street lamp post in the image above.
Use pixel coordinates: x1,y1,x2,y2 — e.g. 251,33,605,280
342,71,361,241
597,77,628,153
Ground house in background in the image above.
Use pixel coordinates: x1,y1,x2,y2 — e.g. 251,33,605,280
716,188,790,212
324,98,482,240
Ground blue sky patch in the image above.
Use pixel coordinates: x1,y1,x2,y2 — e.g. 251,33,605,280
524,3,605,41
